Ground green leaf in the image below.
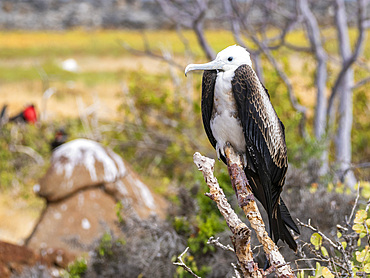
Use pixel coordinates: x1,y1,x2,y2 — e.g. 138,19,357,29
354,210,367,224
322,267,334,278
364,263,370,273
298,270,305,278
356,248,370,263
353,223,365,233
337,231,342,238
321,246,329,257
310,233,322,250
341,241,347,250
366,218,370,228
314,262,322,278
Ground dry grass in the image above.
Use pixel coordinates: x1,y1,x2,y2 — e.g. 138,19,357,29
0,55,177,119
0,194,44,244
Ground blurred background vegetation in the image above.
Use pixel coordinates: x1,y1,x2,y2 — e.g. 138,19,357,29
0,0,369,277
1,28,368,194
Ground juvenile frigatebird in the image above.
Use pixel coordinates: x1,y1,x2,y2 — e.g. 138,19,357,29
185,45,299,251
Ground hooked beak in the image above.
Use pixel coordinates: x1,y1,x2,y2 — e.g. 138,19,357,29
184,59,224,76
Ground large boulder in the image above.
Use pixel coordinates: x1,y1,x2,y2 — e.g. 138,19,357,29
27,139,168,261
37,139,126,202
27,188,121,258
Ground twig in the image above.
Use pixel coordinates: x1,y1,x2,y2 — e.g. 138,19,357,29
119,38,184,70
341,163,370,181
207,236,234,252
173,247,201,278
296,218,353,276
366,198,370,213
231,262,243,278
10,145,44,166
297,219,338,249
352,76,370,90
346,182,361,226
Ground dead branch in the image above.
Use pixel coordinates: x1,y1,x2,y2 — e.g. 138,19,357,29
156,0,215,60
231,262,243,278
10,145,45,166
352,76,370,90
223,145,296,278
173,247,201,278
119,37,184,70
296,218,354,276
346,181,361,226
194,149,296,277
207,236,234,252
193,152,261,278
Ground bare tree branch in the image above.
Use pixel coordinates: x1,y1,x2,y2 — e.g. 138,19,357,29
193,147,297,277
119,37,184,70
193,152,262,277
298,0,328,140
352,76,370,90
223,145,296,278
346,182,361,226
207,236,234,252
156,0,215,60
327,0,368,118
173,247,201,278
296,218,354,277
192,2,215,60
10,145,45,166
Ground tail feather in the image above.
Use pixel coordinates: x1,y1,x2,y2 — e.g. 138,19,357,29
243,168,298,251
270,199,299,252
280,198,300,234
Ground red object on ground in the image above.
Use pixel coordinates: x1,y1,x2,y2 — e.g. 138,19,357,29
23,105,37,124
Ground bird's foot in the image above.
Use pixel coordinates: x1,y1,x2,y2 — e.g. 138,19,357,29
215,142,225,160
263,255,270,271
242,153,248,169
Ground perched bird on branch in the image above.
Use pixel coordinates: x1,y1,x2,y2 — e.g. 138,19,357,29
185,45,299,251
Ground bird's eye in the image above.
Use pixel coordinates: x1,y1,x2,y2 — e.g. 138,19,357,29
228,57,233,62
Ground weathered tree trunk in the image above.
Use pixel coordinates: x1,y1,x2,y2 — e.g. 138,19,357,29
334,0,357,188
298,0,329,176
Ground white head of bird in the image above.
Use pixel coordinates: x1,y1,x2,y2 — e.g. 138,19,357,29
185,45,252,76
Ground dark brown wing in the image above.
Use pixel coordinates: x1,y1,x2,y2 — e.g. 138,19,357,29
231,65,299,249
232,64,287,205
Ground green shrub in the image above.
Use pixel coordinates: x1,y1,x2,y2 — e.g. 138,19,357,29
63,258,88,278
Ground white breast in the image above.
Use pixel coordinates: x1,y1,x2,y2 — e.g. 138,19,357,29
210,71,246,157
